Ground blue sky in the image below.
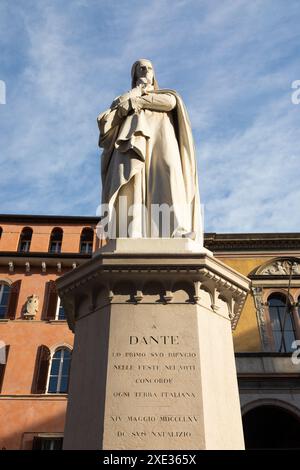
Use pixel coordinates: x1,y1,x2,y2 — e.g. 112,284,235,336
0,0,300,233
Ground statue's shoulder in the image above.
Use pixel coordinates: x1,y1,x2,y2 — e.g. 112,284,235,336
155,88,183,104
156,88,180,97
111,94,123,109
156,89,190,127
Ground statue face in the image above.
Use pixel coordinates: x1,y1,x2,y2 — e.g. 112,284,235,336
135,60,154,85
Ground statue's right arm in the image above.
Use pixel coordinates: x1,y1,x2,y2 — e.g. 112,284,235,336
130,93,176,113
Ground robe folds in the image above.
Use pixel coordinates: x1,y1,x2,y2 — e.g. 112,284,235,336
97,88,202,242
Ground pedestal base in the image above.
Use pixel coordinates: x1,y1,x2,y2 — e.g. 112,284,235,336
97,238,212,255
57,242,250,449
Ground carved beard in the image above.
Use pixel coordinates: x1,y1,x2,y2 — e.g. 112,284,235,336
136,77,154,92
136,76,152,85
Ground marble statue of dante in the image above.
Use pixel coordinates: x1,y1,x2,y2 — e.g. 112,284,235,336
97,59,202,242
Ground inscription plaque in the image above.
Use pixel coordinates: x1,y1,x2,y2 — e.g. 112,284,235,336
102,304,205,449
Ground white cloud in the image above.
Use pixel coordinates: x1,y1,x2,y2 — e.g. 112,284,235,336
200,96,300,232
0,0,299,233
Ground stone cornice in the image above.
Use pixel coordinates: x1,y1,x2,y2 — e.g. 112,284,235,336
0,252,91,271
0,251,91,259
0,394,68,400
57,250,250,291
56,251,250,332
0,214,99,224
205,233,300,252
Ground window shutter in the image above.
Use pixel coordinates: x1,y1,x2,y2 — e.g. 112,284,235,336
43,281,58,320
0,345,10,393
7,280,21,320
32,345,50,394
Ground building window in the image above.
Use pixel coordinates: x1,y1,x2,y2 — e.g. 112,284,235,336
55,297,65,320
80,227,94,254
18,227,33,253
47,348,71,394
0,281,21,320
43,281,65,321
49,228,63,254
32,346,71,394
0,284,10,319
268,293,297,352
0,227,2,239
32,436,63,450
32,345,51,393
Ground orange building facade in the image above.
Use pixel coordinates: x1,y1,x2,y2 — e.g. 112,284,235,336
0,215,99,449
0,215,300,449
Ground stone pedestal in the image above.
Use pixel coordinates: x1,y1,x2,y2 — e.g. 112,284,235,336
57,239,250,450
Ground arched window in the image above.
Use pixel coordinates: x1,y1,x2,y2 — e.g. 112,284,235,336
47,348,71,394
268,293,296,352
18,227,33,253
80,227,94,254
49,228,63,254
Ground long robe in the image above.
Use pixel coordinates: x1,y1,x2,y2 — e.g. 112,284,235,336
97,88,202,242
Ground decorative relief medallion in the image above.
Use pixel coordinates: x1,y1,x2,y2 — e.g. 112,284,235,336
259,259,300,276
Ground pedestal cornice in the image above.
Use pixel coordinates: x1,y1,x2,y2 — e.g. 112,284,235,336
56,246,250,333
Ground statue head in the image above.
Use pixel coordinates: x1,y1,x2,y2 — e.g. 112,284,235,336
131,59,159,90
